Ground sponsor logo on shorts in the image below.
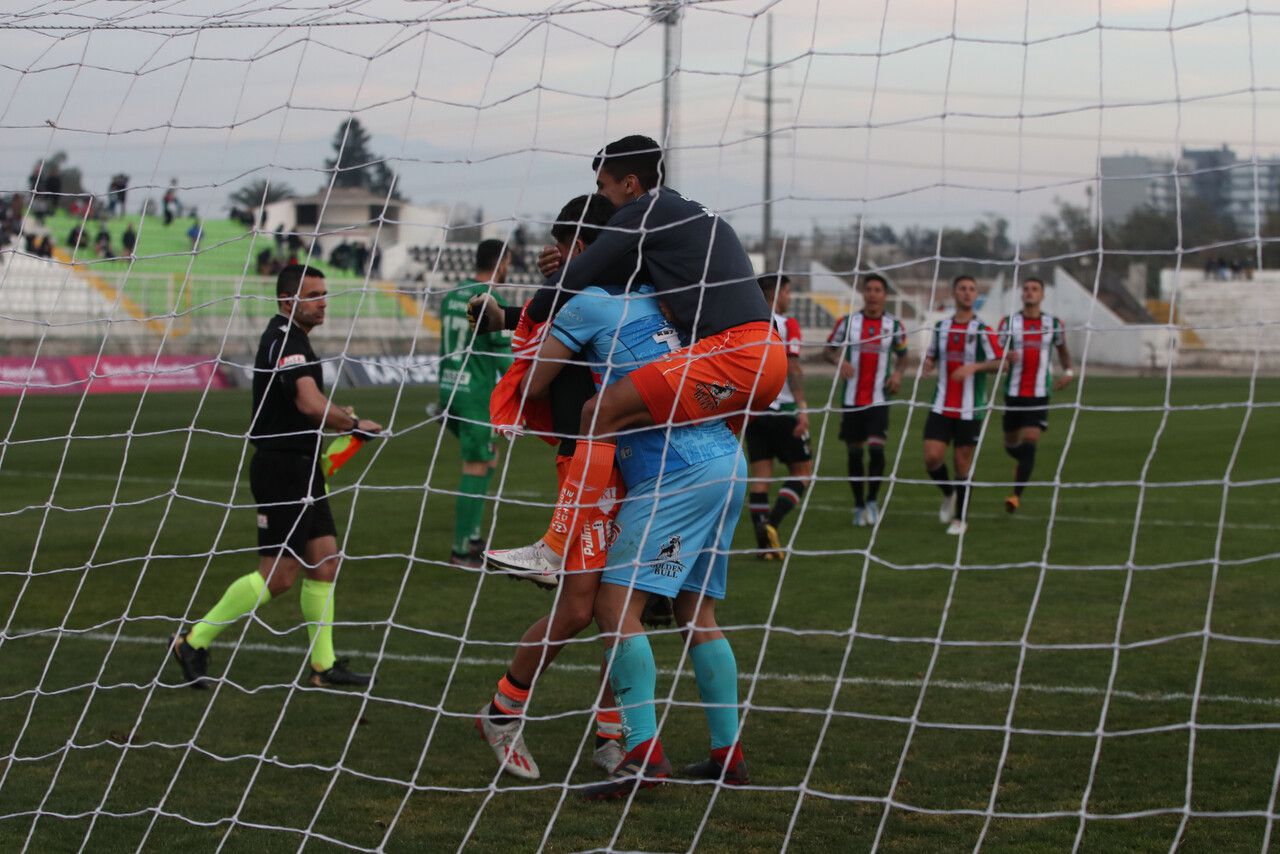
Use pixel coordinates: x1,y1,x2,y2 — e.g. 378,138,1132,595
651,534,685,578
598,486,618,515
693,381,736,412
257,513,269,529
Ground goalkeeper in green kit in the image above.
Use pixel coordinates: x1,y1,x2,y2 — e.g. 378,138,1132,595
439,239,513,567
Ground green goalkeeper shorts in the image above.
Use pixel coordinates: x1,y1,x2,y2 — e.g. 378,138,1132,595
444,404,497,464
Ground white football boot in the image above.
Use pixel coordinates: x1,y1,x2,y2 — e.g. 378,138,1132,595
946,518,968,536
938,493,957,524
475,705,540,780
593,738,626,775
484,539,560,589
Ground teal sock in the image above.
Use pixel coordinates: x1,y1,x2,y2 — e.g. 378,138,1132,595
607,636,657,747
690,638,740,749
455,472,490,553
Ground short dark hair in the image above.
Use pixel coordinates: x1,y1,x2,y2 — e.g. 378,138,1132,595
591,135,664,190
757,273,791,295
952,274,976,290
861,273,889,292
277,263,324,298
1023,276,1045,289
550,194,616,248
475,239,508,273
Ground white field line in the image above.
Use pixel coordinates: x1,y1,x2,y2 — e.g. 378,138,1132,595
1,469,1274,533
12,628,1280,711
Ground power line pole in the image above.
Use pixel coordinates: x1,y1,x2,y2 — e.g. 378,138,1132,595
748,15,779,270
651,1,683,187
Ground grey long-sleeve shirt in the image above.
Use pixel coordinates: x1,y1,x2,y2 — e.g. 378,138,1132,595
525,186,770,339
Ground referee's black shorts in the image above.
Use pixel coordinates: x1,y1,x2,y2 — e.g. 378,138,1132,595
745,412,812,465
250,450,336,558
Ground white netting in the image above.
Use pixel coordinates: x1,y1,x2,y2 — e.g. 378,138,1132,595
2,1,1279,851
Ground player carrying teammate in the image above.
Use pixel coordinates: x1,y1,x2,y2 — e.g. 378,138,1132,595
438,241,513,568
510,268,749,800
170,265,382,690
998,277,1074,513
472,195,629,781
922,275,1008,536
745,274,811,559
824,274,907,527
486,135,785,577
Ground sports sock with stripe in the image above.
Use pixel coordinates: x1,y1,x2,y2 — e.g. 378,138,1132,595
769,480,805,527
689,637,740,750
187,571,271,649
299,578,337,671
847,447,865,507
545,439,615,558
454,472,489,554
606,636,657,748
867,444,886,502
489,671,529,725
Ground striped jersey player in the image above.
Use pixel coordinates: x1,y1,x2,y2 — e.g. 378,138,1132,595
745,275,812,559
996,277,1074,514
823,274,907,527
921,275,1008,535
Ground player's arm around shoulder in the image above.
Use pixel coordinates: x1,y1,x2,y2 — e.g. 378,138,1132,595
523,289,605,400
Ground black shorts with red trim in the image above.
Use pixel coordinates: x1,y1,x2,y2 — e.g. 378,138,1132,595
250,450,337,558
923,411,982,447
839,405,890,444
745,412,811,465
1002,395,1050,433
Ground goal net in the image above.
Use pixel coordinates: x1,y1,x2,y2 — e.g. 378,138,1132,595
2,1,1278,851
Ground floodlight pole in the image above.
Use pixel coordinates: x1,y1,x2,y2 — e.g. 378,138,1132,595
651,1,683,187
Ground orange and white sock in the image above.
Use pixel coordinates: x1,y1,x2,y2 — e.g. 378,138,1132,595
544,439,616,558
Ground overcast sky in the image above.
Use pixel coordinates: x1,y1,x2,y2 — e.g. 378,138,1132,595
3,0,1278,242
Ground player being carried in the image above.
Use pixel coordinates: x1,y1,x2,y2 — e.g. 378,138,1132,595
824,273,908,527
170,265,382,690
922,275,1009,536
745,274,812,559
485,134,786,578
471,194,628,781
498,241,750,800
997,276,1074,513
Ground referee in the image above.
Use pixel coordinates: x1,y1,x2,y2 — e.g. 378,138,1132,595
171,265,381,690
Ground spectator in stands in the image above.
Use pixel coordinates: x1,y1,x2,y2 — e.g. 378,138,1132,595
37,234,54,259
108,174,129,216
369,245,381,278
257,247,275,276
95,227,113,259
286,230,303,257
352,243,369,276
163,179,179,226
122,224,137,257
274,223,286,256
67,224,85,253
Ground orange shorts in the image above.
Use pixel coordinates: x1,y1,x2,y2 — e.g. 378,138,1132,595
555,455,624,573
629,320,787,433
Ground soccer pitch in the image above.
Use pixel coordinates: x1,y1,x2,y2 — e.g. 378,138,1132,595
1,374,1277,851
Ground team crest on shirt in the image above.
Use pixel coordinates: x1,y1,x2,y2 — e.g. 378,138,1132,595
651,535,685,578
693,381,736,411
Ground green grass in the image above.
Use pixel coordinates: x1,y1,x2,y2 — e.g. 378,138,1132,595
1,375,1278,851
46,211,409,321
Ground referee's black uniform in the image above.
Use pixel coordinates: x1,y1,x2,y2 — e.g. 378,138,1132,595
249,314,336,557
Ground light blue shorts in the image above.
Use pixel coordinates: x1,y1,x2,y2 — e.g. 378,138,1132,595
600,451,747,600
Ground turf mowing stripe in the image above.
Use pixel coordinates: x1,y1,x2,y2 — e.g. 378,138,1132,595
13,627,1280,710
1,469,1274,531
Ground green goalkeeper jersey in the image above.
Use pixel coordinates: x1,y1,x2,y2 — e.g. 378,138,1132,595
438,279,512,409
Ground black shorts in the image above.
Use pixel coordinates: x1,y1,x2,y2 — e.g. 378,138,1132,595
923,411,982,447
250,451,336,558
1003,395,1050,434
839,405,890,444
745,412,812,465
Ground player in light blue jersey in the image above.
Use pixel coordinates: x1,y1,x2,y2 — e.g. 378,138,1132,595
519,279,751,800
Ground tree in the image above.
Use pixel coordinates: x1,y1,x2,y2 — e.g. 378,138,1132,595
325,117,402,200
230,178,294,210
